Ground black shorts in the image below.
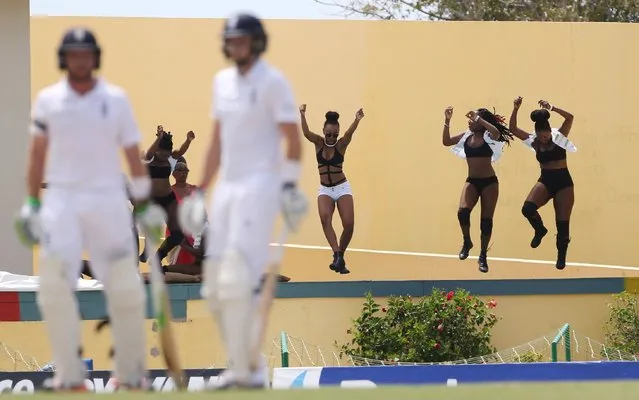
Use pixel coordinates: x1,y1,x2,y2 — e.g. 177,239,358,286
538,168,573,197
466,175,498,195
152,191,177,208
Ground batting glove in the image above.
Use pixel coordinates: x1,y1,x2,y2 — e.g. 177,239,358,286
178,189,207,236
14,196,42,247
134,201,166,244
281,183,308,232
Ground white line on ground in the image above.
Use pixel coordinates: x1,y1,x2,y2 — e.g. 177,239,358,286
268,243,639,272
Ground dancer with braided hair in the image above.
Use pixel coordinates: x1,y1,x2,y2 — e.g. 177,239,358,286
442,106,514,273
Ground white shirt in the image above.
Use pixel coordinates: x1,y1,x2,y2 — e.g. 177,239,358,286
30,79,141,190
522,128,578,153
210,59,298,182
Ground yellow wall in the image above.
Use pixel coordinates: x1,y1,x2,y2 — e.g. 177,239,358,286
0,293,612,370
29,18,639,278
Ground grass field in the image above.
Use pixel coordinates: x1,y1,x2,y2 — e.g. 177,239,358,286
20,382,639,399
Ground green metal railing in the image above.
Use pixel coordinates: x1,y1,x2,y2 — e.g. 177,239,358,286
280,331,289,367
551,323,572,362
279,324,572,367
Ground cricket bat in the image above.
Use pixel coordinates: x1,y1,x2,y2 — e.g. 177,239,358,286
250,226,288,370
144,230,187,390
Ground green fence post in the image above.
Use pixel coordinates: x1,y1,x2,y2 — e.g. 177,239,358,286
280,331,289,367
551,323,570,362
564,326,571,361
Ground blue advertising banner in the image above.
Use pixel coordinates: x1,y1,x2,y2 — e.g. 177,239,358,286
273,362,639,389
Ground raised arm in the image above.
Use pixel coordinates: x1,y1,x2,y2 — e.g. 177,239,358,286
299,104,323,145
509,96,532,141
338,108,364,151
442,106,465,146
172,130,195,158
144,125,163,160
466,110,501,141
540,100,573,137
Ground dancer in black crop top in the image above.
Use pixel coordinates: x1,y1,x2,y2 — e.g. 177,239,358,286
510,97,575,269
140,126,195,264
300,104,364,274
442,106,513,273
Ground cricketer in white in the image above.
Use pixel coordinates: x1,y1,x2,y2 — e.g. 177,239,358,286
178,13,309,389
16,27,165,392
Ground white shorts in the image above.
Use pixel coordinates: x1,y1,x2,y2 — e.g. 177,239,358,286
318,181,353,202
205,175,279,288
39,187,136,286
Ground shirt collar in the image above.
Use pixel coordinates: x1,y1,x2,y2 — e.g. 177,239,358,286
61,77,104,99
235,58,267,83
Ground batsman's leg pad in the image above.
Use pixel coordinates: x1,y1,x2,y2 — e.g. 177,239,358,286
102,253,147,386
215,250,254,384
37,255,85,385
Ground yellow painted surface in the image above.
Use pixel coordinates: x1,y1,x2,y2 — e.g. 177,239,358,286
29,18,639,279
17,18,635,370
0,294,613,369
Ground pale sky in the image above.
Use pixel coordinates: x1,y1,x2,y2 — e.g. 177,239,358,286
29,0,362,20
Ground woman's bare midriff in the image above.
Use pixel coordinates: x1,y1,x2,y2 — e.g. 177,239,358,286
319,166,346,187
151,179,172,197
540,160,568,170
466,158,496,179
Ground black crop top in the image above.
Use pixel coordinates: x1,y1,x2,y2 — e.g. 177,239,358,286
148,164,171,179
317,146,344,167
535,143,566,164
464,136,493,158
317,146,345,185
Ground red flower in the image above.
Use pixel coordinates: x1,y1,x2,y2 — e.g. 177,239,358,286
434,343,441,349
456,306,462,311
437,324,444,332
381,307,387,313
488,299,497,309
446,291,454,301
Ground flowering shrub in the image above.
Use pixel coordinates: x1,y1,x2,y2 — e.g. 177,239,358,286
337,288,500,363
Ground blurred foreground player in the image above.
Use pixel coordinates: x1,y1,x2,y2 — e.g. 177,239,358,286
15,27,165,392
178,13,309,389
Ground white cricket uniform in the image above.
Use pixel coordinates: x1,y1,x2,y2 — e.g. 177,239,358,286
30,78,141,284
206,59,298,288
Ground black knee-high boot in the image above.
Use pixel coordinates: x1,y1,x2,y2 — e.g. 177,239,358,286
521,201,548,248
457,208,473,260
556,220,570,270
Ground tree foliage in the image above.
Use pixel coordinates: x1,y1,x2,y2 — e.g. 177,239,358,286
315,0,639,22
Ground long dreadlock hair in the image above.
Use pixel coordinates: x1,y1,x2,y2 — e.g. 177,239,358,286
477,108,514,145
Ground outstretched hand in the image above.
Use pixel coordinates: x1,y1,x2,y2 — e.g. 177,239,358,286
299,104,307,114
187,130,195,141
355,108,365,121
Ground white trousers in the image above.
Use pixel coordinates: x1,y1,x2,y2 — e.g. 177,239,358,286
39,187,137,285
204,175,280,289
318,180,353,202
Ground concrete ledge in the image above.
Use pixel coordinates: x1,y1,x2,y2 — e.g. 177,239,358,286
0,278,628,321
